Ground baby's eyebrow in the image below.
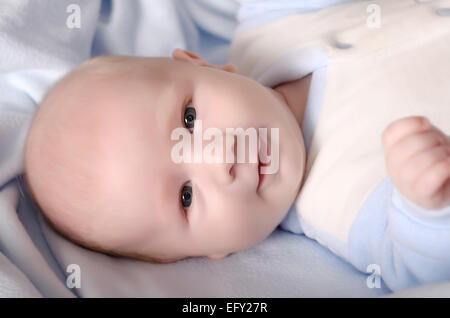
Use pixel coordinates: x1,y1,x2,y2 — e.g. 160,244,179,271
155,167,187,226
156,85,183,137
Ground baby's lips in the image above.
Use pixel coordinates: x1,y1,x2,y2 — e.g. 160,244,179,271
258,129,271,165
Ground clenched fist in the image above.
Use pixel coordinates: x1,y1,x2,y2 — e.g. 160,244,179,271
382,116,450,210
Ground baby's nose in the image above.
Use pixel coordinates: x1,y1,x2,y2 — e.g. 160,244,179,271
221,161,235,184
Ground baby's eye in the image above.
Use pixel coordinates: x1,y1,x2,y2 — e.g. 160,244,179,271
184,103,196,133
181,181,193,209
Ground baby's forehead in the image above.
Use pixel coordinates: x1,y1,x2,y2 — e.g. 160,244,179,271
43,63,165,127
26,57,187,250
36,56,201,177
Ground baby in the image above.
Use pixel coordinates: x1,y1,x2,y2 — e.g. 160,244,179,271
24,49,309,263
25,47,449,262
24,0,450,291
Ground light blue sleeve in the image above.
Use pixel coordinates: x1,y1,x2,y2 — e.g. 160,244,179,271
278,203,304,235
235,0,360,32
348,177,450,292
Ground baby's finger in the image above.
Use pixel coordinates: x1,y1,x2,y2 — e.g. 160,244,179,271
415,157,450,209
386,129,446,168
400,145,450,192
382,116,430,151
442,180,450,208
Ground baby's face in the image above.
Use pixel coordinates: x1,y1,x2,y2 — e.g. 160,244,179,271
36,52,306,261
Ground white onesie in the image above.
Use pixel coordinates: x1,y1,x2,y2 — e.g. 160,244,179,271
229,0,450,291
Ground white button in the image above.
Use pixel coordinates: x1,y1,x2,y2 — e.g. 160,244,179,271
334,31,357,50
335,42,353,49
436,8,450,16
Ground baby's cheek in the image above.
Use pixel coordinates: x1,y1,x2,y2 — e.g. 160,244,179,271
230,202,270,240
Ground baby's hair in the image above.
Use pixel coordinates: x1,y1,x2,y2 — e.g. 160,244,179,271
23,56,182,265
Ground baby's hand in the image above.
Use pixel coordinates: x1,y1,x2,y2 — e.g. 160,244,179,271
382,116,450,210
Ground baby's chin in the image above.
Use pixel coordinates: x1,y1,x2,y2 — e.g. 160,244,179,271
277,141,306,221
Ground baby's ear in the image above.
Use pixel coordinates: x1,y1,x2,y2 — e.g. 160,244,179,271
172,48,238,74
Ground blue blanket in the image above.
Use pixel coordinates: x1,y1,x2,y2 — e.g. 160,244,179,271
0,0,446,297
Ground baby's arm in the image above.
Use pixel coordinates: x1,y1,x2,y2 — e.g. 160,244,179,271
347,116,450,291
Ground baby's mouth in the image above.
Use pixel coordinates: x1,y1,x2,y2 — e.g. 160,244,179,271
257,160,264,191
257,158,272,191
257,133,271,191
